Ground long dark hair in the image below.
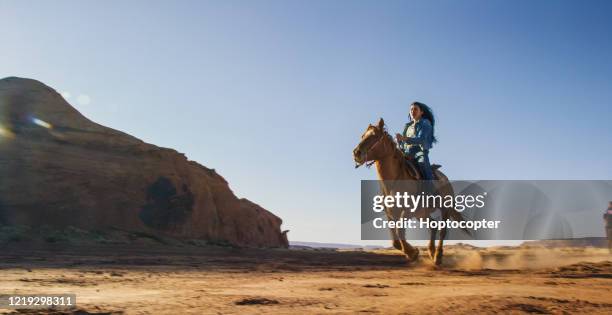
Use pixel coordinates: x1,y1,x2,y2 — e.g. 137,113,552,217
411,101,437,143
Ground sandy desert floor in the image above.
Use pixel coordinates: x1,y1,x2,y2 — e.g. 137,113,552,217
0,243,611,314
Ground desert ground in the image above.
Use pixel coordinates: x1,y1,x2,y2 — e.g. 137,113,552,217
0,240,611,315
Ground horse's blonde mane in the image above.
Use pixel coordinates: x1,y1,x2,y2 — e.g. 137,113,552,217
376,125,419,179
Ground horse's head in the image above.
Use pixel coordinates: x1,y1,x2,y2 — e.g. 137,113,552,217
353,118,395,168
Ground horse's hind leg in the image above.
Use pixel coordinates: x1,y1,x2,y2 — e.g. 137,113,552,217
434,209,450,266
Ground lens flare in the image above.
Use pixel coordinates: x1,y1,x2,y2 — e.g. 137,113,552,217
77,94,91,105
60,91,72,99
31,117,53,129
0,123,15,139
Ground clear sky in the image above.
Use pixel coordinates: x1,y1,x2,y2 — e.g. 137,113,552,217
1,1,611,244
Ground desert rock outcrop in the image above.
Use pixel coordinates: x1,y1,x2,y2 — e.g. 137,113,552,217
0,77,288,248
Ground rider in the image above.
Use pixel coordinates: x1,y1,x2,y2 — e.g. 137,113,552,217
395,101,436,181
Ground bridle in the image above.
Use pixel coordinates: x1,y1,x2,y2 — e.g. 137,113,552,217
356,130,390,168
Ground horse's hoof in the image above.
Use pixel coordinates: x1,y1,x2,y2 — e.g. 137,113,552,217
434,252,443,266
392,240,402,250
428,247,436,260
406,248,420,262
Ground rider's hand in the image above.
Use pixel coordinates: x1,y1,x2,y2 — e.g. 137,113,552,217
395,133,403,142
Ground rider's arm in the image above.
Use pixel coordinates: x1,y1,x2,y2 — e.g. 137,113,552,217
404,119,431,146
398,123,410,144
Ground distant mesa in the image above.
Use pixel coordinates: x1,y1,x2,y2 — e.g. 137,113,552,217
521,237,608,248
0,77,288,248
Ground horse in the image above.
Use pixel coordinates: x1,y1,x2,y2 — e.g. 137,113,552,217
353,118,466,265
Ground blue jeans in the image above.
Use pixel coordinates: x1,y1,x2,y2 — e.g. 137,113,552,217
405,147,434,181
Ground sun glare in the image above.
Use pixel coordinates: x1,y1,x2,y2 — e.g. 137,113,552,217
0,123,15,139
31,117,53,129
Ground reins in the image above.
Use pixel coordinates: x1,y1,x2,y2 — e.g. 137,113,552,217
362,131,388,168
357,128,418,181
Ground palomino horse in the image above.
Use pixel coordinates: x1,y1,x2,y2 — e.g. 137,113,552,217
353,118,466,265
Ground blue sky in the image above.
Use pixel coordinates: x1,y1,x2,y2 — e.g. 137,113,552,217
1,1,611,244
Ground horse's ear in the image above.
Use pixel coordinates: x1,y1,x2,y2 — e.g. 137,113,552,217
377,118,385,129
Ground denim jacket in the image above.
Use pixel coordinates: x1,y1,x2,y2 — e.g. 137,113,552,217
402,118,433,152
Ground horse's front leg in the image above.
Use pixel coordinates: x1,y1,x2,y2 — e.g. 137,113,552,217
397,210,419,262
428,224,437,260
385,208,403,251
396,227,419,262
389,228,402,250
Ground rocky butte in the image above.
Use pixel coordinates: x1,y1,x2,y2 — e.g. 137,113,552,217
0,77,288,248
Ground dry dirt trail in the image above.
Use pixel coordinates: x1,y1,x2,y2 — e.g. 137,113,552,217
0,243,610,314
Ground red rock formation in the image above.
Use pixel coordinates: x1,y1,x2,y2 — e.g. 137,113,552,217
0,77,288,248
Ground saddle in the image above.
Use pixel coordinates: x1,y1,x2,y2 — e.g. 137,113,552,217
403,155,441,180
